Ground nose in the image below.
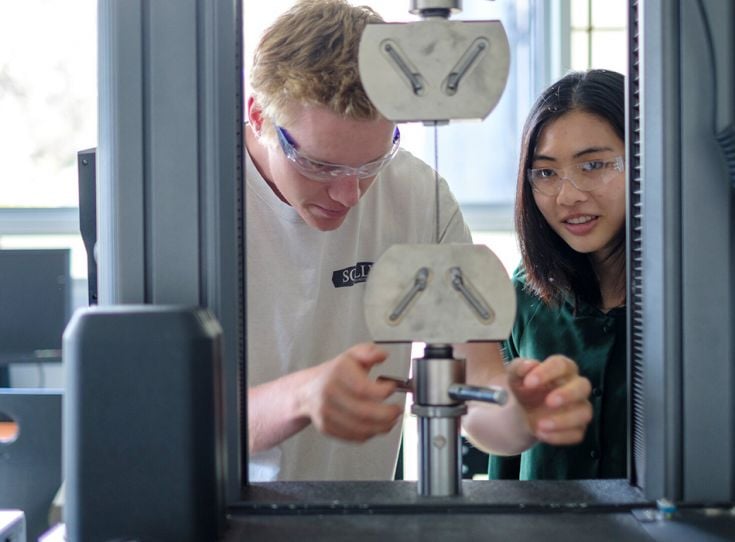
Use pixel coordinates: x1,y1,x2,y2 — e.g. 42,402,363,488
327,175,362,208
556,176,587,205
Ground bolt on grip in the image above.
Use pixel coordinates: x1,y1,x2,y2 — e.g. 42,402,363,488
377,377,508,406
447,384,507,405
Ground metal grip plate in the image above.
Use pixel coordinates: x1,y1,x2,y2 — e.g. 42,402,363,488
364,244,515,343
358,20,510,123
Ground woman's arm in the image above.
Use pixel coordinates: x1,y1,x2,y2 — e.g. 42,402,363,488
458,342,593,456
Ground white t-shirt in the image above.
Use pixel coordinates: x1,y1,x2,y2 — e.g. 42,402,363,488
246,147,472,481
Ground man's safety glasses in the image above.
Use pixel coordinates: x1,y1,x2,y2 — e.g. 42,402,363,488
276,125,401,182
528,156,625,196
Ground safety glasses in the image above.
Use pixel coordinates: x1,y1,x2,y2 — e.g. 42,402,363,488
275,125,401,182
528,156,625,196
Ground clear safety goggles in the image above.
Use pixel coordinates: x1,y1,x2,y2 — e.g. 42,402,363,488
276,125,401,182
528,155,625,196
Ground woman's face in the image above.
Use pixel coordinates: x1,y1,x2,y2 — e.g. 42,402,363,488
530,110,626,264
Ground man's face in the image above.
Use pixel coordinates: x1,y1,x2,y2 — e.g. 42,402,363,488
261,105,397,231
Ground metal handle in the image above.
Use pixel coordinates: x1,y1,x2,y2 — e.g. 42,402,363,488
377,375,414,393
447,383,507,405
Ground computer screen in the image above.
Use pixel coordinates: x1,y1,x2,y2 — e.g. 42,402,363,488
0,249,71,364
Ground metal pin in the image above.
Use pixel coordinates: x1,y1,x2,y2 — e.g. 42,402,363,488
448,384,507,405
377,376,413,393
449,267,492,320
445,39,488,94
389,267,430,322
383,42,425,95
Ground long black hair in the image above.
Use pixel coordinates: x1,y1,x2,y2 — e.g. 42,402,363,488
515,69,625,308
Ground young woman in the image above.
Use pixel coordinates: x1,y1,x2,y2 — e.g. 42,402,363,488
463,69,627,479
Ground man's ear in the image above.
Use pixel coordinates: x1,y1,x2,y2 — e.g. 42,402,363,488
247,96,264,135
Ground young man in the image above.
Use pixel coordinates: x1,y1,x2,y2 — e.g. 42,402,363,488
245,0,592,481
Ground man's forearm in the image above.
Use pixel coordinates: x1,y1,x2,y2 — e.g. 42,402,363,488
247,367,315,453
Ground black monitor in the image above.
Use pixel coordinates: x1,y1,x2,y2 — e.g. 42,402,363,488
0,249,71,364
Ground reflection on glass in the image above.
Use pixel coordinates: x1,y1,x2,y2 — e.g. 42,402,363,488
0,419,19,443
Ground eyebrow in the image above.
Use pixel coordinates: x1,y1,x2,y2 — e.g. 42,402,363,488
533,146,616,163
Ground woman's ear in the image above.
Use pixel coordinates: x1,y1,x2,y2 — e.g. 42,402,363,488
247,96,264,136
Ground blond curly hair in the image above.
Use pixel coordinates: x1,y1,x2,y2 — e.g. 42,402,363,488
250,0,384,143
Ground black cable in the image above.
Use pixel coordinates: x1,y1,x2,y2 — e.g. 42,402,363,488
433,121,440,243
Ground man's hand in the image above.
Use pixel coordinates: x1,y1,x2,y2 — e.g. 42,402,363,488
507,355,593,445
300,343,403,442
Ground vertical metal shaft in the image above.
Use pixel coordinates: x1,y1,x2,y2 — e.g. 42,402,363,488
411,345,467,496
415,410,464,495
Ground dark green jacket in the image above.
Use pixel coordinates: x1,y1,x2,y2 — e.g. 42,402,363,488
489,267,627,480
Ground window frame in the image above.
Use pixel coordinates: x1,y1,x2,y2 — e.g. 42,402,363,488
0,207,79,236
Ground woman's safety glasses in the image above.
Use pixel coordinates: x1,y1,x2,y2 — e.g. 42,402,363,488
528,156,624,196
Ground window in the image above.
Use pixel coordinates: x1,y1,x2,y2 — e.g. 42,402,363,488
0,0,94,275
0,0,97,209
0,0,96,387
570,0,627,73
